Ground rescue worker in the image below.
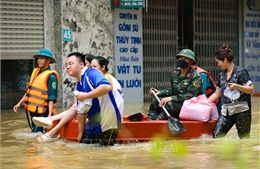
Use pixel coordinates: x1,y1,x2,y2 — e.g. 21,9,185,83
148,49,202,120
13,48,60,133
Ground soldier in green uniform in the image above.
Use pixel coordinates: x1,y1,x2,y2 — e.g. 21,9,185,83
148,49,203,120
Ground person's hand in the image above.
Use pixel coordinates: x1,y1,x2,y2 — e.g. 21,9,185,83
13,103,21,113
227,83,237,90
159,97,172,107
74,91,87,102
148,87,159,96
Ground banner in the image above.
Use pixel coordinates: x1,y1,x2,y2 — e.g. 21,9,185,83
114,8,143,103
244,0,260,96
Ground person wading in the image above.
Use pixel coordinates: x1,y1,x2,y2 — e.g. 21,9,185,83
13,48,60,133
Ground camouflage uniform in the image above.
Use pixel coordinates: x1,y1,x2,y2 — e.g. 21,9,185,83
148,67,203,120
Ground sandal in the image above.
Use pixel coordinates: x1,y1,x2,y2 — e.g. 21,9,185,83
32,117,53,129
37,133,60,143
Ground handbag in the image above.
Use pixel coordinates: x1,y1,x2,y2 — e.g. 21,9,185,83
179,94,219,122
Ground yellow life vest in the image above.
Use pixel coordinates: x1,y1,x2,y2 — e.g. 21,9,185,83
25,68,60,114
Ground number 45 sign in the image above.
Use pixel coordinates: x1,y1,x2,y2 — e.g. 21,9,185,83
63,29,72,42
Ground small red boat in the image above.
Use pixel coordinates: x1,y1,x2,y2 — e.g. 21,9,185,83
54,114,216,141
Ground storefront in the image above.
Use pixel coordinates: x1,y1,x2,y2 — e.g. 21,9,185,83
1,0,44,109
1,0,259,109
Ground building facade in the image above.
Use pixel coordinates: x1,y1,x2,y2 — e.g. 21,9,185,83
1,0,259,109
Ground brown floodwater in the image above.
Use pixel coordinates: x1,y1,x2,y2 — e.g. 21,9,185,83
1,97,259,169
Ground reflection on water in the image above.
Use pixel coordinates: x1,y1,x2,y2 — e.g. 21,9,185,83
1,97,260,169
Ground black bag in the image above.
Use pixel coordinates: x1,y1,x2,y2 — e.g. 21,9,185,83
127,112,143,121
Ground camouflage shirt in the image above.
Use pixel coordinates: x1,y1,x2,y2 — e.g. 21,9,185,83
158,68,202,103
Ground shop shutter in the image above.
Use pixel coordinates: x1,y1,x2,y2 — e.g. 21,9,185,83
143,0,178,102
194,0,239,81
0,0,44,60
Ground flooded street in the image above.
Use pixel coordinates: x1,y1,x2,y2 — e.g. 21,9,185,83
1,97,259,169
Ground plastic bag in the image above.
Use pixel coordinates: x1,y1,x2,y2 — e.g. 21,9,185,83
223,87,240,102
179,94,219,122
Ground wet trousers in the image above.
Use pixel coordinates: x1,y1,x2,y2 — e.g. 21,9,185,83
213,110,251,139
80,129,119,146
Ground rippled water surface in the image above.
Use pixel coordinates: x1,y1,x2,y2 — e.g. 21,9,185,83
1,97,259,169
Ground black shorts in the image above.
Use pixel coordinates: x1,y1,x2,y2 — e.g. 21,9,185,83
80,129,119,146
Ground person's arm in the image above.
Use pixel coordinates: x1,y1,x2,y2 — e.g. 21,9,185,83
73,81,78,104
47,74,58,116
157,87,173,97
171,75,202,103
76,85,111,102
158,74,202,107
208,88,222,103
156,87,174,107
228,68,254,94
228,83,254,94
76,69,112,101
47,101,54,117
77,113,86,142
13,93,26,113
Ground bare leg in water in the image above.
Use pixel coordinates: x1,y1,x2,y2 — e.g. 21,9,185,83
43,104,77,138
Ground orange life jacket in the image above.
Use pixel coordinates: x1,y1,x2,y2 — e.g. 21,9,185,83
24,68,60,114
194,66,219,104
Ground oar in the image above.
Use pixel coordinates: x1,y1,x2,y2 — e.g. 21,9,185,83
151,90,186,134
